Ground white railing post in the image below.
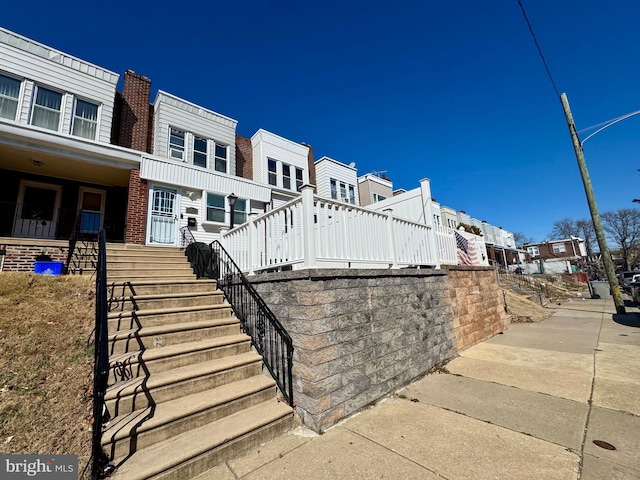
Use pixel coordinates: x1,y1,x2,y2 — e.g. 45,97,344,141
384,208,398,268
419,178,441,268
219,227,228,251
247,212,257,275
301,185,317,268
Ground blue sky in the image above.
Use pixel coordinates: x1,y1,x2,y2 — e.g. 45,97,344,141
3,1,639,242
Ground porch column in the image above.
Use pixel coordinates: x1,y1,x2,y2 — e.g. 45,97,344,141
301,185,317,269
125,169,148,245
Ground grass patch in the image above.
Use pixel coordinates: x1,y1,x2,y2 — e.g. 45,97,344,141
0,272,94,475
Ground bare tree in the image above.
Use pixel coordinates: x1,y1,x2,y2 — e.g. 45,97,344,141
549,218,577,240
576,218,595,256
513,231,535,246
601,208,640,270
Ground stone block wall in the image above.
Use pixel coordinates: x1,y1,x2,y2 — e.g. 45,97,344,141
250,268,457,432
445,266,509,351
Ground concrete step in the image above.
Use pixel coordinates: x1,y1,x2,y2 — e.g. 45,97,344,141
108,265,194,276
106,243,183,252
108,273,196,282
107,334,251,383
108,400,294,480
102,375,277,461
108,317,240,355
107,258,189,269
109,291,226,311
108,279,218,297
108,304,234,332
105,352,263,417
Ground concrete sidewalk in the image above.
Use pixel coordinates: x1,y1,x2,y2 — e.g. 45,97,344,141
199,297,640,480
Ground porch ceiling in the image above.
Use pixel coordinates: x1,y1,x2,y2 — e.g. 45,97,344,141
0,143,131,187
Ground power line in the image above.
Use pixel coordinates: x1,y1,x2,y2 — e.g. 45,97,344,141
577,109,640,134
517,0,560,98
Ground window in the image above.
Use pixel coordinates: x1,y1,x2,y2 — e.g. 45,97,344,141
71,99,98,139
348,185,356,204
268,159,277,186
296,168,304,191
31,86,62,131
214,143,227,172
340,182,347,202
0,74,21,121
233,198,247,225
433,214,441,226
447,218,456,228
373,193,386,203
552,243,567,254
527,246,540,256
282,164,291,190
193,136,207,167
206,193,225,223
169,128,185,160
330,179,337,199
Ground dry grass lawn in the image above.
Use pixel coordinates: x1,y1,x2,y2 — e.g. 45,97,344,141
0,272,94,476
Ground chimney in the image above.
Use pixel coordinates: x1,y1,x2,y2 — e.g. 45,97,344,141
115,70,152,153
302,142,317,192
235,134,253,179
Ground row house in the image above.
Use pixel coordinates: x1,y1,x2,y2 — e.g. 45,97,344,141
315,156,359,205
523,237,587,266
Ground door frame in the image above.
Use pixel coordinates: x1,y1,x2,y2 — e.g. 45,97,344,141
146,184,180,246
12,180,63,238
77,186,106,234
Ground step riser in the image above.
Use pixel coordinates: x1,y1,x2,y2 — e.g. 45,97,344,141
104,387,275,460
107,260,189,269
111,283,218,296
152,415,294,480
111,294,225,311
109,324,241,355
108,308,234,332
108,275,197,282
108,268,195,277
106,362,262,417
107,341,251,383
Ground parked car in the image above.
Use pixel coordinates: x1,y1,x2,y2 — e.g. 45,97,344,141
630,274,640,304
616,271,640,294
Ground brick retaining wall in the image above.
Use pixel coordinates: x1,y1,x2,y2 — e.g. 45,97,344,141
0,238,68,272
250,268,457,432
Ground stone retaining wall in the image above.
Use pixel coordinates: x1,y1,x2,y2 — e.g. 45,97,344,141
444,266,509,352
250,269,457,432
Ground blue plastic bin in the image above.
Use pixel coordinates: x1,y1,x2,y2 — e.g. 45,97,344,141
34,261,64,276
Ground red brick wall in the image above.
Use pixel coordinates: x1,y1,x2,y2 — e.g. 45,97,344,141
114,70,152,153
125,169,148,244
304,143,316,192
235,134,253,179
1,243,68,272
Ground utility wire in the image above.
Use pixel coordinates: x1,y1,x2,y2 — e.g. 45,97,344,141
577,109,640,134
517,0,561,98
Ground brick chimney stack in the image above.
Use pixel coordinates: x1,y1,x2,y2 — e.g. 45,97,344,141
113,70,152,153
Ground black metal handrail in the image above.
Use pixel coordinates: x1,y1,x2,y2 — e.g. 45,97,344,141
64,212,82,275
91,230,114,479
210,241,294,406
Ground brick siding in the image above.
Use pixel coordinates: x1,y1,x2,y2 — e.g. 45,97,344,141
125,169,148,244
235,134,253,179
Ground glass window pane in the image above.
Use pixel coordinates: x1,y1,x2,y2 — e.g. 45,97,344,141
215,158,226,172
35,87,62,110
75,99,98,121
194,137,207,152
194,152,207,167
215,144,227,159
31,107,60,130
0,74,20,120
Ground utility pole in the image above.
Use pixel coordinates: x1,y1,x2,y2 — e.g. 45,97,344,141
560,93,626,314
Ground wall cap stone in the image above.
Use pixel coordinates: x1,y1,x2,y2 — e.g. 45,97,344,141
248,267,448,284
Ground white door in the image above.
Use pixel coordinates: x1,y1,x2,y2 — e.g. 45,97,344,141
12,181,62,238
149,187,178,245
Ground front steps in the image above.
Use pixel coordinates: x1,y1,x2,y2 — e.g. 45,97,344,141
102,244,294,479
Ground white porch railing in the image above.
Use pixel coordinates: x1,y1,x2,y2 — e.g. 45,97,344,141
222,186,439,274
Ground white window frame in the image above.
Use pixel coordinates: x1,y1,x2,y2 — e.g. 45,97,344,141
0,72,22,122
204,192,226,224
373,193,387,203
169,127,186,161
330,179,337,199
282,164,292,190
268,158,278,186
552,243,567,254
232,198,248,226
71,97,100,140
30,85,64,132
193,135,208,168
214,142,227,173
527,246,540,256
295,167,304,191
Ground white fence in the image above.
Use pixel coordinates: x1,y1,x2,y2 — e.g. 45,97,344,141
222,186,438,274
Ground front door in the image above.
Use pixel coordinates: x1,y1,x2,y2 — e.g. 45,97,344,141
149,187,178,245
78,187,105,235
12,181,62,238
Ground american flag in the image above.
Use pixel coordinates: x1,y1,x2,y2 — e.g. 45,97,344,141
456,231,480,266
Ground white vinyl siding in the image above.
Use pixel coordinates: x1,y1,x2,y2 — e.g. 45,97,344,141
0,28,118,143
315,157,359,205
251,129,308,189
153,91,237,174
